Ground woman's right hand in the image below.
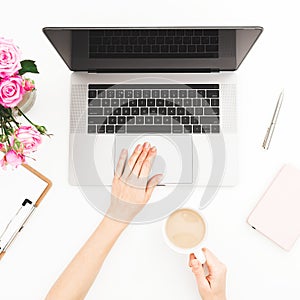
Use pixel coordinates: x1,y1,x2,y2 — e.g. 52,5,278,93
189,248,227,300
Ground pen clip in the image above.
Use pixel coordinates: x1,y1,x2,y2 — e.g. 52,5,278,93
262,127,271,149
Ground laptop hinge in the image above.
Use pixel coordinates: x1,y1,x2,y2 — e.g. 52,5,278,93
88,68,220,73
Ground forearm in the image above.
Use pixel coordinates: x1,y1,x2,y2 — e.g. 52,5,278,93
46,216,127,300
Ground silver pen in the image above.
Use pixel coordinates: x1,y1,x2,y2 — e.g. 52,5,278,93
262,90,284,150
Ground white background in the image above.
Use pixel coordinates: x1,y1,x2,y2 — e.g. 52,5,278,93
1,0,300,299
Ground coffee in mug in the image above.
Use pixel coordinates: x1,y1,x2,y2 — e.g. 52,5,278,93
165,208,206,249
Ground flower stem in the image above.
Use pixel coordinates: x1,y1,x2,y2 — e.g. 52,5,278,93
16,107,37,127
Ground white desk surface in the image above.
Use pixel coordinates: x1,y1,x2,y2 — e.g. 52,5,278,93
1,0,300,299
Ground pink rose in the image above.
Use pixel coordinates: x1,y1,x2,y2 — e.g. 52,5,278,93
0,75,25,107
24,78,35,91
0,37,21,78
15,126,42,154
4,149,25,168
0,143,5,152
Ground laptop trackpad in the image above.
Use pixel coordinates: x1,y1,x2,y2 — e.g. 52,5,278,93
114,135,193,184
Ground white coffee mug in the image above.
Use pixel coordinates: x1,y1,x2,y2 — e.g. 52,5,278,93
163,207,207,264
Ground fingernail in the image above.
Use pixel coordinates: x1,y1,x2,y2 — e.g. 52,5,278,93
137,144,142,151
144,142,150,149
151,146,156,152
157,174,163,181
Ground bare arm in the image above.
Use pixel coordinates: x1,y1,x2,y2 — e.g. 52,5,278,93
46,143,161,300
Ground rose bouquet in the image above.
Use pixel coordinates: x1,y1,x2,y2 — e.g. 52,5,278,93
0,37,49,169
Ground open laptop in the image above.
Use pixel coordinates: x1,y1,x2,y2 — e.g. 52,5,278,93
43,27,263,187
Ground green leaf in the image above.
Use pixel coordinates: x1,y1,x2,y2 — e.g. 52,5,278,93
19,60,39,76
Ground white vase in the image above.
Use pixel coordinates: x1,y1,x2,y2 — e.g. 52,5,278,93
17,90,36,113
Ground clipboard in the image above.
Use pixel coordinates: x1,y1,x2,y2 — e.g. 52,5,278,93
0,164,52,260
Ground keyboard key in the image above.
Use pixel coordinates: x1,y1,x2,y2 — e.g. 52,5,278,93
134,90,142,98
202,125,210,133
108,116,117,124
200,116,219,124
172,116,181,124
161,90,169,98
163,116,171,124
193,98,201,106
113,108,121,115
211,99,219,106
141,107,148,115
104,107,112,115
138,99,146,106
147,99,155,106
184,98,192,106
168,108,176,115
88,99,101,107
177,107,185,115
152,90,160,98
98,90,105,98
191,116,199,124
202,99,210,106
107,90,115,98
210,36,219,44
120,99,129,106
170,90,178,98
131,107,139,115
143,90,151,98
150,107,157,115
154,116,162,124
106,125,114,134
136,116,144,124
193,125,201,133
129,99,137,106
116,90,124,98
88,108,103,115
188,90,197,98
111,99,119,106
195,107,203,115
165,100,174,106
145,116,153,124
179,90,187,98
127,125,171,133
207,90,219,98
117,116,126,124
115,125,125,133
97,125,105,133
88,90,97,98
159,107,167,115
102,99,110,106
156,99,164,106
197,90,205,98
206,45,219,52
88,125,96,133
122,107,130,115
126,116,135,125
186,107,194,115
204,108,219,115
184,125,192,133
172,125,183,133
88,116,107,125
182,116,190,124
174,99,182,106
211,125,220,133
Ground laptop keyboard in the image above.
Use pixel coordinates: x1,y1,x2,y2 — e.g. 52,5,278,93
87,84,220,134
89,29,219,58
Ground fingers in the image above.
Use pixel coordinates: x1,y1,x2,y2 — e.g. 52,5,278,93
115,149,128,178
189,255,209,290
121,143,144,179
130,142,151,177
189,253,197,267
139,146,157,178
145,173,163,201
202,248,226,275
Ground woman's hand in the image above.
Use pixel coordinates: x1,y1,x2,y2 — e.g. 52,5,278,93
107,142,163,223
189,249,227,300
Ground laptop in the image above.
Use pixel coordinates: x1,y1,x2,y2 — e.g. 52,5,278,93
43,27,263,188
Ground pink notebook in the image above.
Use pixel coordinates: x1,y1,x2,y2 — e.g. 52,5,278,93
248,165,300,251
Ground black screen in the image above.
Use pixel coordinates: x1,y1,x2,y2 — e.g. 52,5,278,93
43,27,263,72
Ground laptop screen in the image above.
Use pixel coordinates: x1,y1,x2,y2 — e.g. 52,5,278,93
43,27,262,72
